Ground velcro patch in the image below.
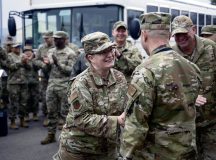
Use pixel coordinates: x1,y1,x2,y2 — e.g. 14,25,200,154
69,91,78,102
128,84,137,97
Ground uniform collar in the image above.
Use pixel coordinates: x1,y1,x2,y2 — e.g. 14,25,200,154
151,44,172,55
89,67,116,87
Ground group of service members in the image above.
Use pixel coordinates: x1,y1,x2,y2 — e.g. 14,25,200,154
0,11,216,160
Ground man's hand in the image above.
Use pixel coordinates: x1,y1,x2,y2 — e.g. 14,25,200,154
195,95,207,107
43,57,50,64
52,55,58,65
118,112,126,127
21,54,29,64
114,48,122,59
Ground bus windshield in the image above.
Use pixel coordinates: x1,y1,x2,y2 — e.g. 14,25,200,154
24,5,123,49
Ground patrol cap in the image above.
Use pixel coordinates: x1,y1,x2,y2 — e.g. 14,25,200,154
81,32,115,55
113,21,127,30
42,31,53,38
12,43,21,48
171,15,193,36
23,45,33,52
201,25,216,35
53,31,68,39
140,12,171,30
4,35,14,45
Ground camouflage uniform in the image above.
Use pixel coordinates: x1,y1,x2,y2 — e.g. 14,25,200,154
120,13,201,160
7,44,29,121
45,31,77,135
24,46,40,119
33,31,54,116
69,51,89,79
201,25,216,43
172,16,216,160
112,21,143,83
67,42,80,57
0,37,14,107
54,32,127,160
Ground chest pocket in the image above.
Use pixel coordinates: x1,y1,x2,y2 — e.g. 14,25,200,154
90,87,108,114
90,86,123,115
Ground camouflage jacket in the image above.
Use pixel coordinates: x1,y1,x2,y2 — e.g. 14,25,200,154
70,52,89,79
46,46,77,88
0,47,8,71
120,46,201,160
172,35,216,125
33,43,54,77
60,67,127,155
67,42,80,57
26,59,39,84
7,52,30,85
114,40,143,83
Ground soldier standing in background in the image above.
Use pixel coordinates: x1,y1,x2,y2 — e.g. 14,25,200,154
7,43,30,129
3,36,14,54
112,21,143,83
53,31,127,160
201,25,216,43
171,15,216,160
1,36,14,108
119,12,201,160
24,46,40,121
65,37,80,57
33,31,54,126
40,31,77,145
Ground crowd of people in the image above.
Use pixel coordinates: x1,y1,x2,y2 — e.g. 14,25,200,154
0,12,216,160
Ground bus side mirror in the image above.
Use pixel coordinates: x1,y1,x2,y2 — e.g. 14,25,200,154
129,18,140,40
8,16,17,37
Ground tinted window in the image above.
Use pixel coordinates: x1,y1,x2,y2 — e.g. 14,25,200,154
181,10,189,17
213,16,216,25
171,9,180,21
190,12,197,25
160,7,169,13
147,5,158,12
71,6,122,46
199,14,205,25
206,15,212,25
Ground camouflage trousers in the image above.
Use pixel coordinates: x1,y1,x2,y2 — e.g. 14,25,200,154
1,76,9,106
40,78,48,115
197,124,216,160
46,85,69,134
7,84,28,119
53,144,118,160
27,83,39,114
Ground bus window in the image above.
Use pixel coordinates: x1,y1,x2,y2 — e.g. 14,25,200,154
198,13,204,35
71,6,122,47
24,14,33,43
127,9,143,35
181,10,189,17
147,5,158,12
190,12,197,25
206,15,212,25
160,7,169,13
171,9,180,21
59,10,71,35
213,16,216,25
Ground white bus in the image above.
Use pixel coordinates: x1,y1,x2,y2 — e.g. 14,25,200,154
8,0,216,53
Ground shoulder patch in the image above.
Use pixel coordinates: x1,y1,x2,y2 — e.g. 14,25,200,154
73,99,81,110
128,84,137,97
